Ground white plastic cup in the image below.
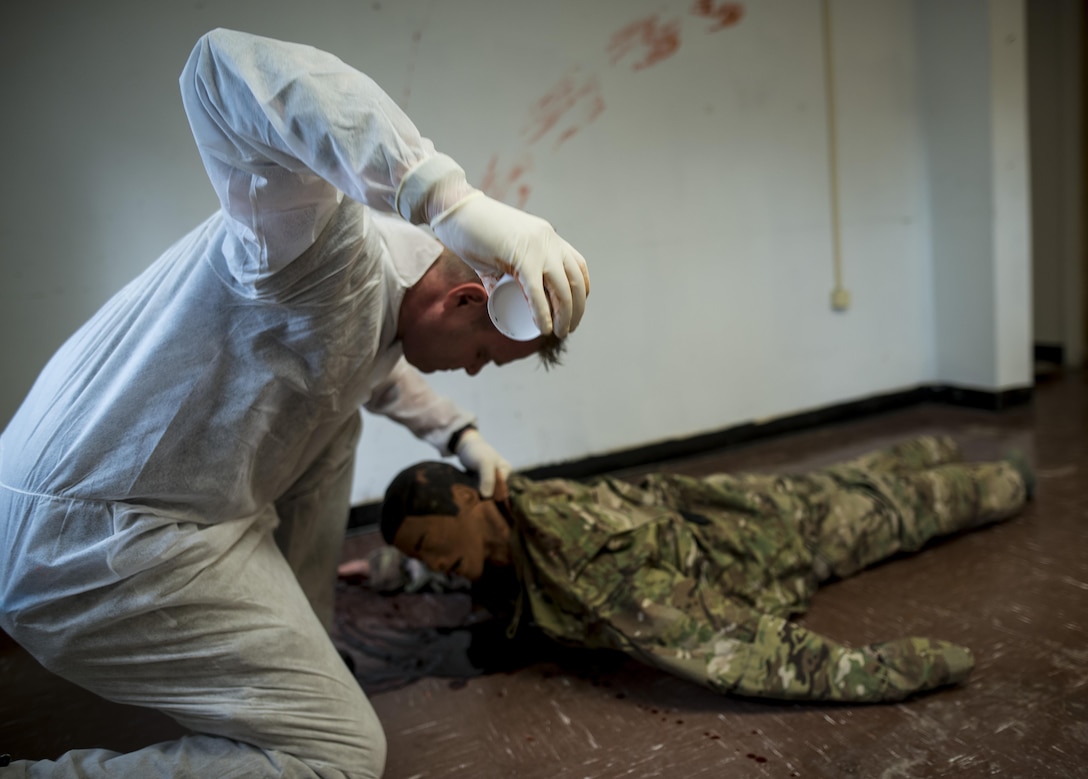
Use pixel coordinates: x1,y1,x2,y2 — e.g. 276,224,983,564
487,274,541,341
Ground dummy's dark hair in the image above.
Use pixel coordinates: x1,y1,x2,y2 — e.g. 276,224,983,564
380,461,478,544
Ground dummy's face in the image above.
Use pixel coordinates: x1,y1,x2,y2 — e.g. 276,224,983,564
392,484,512,581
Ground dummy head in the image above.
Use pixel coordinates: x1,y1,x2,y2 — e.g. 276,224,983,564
398,251,565,375
381,461,513,582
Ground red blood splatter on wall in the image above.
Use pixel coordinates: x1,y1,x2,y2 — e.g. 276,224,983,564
480,152,535,209
524,74,604,147
607,15,682,71
479,5,743,206
557,127,579,146
524,74,578,143
479,154,500,194
691,0,745,32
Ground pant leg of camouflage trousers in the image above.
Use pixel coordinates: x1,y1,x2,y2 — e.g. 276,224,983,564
834,434,963,474
789,436,1027,581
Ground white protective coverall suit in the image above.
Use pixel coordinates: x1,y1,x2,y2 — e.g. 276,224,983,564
0,28,548,778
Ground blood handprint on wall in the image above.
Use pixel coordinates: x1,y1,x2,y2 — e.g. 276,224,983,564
480,2,744,208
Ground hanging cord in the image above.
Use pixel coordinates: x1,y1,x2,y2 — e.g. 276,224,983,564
822,0,851,311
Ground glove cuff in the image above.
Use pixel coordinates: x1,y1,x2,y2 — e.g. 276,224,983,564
448,423,478,454
431,189,486,229
395,153,469,223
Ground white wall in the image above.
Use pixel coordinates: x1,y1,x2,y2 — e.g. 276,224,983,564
918,0,1033,390
0,0,1032,504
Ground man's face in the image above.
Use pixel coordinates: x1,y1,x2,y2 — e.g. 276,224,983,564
399,277,544,375
402,318,543,376
391,484,512,581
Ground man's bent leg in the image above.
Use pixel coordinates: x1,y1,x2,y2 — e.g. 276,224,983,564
1,495,385,778
275,412,362,631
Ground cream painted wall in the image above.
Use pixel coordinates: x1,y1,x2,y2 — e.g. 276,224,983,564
919,0,1033,391
0,0,1031,504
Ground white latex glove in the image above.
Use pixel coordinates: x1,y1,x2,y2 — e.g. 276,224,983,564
455,428,512,499
431,191,590,338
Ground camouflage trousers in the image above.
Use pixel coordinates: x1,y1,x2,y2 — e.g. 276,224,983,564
662,436,1030,701
710,435,1028,582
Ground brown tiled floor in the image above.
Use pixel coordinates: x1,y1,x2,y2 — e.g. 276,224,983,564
3,371,1086,777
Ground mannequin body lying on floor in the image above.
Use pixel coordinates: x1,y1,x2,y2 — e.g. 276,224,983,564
346,436,1031,703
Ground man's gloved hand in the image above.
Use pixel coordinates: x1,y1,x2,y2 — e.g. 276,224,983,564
431,191,590,338
455,428,512,499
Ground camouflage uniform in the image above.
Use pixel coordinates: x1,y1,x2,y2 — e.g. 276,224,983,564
507,436,1027,703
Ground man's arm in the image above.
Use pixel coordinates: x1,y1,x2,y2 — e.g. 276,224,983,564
181,28,587,335
180,27,455,278
365,357,476,454
591,563,974,703
365,358,510,497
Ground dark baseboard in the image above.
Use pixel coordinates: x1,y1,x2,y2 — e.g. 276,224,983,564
347,381,1032,531
523,387,931,482
1034,343,1064,365
350,501,383,530
926,384,1033,411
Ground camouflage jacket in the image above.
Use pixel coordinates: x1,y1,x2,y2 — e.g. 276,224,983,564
507,472,972,703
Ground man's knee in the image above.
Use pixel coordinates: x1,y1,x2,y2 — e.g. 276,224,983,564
343,704,387,779
310,723,386,779
290,691,387,779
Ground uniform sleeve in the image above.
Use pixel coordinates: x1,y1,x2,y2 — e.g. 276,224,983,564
364,357,476,455
179,28,466,277
592,563,974,703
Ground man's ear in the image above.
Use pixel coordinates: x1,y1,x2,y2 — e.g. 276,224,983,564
443,282,488,311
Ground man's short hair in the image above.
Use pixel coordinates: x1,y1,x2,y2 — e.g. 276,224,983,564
537,333,566,370
436,251,568,370
380,461,477,543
